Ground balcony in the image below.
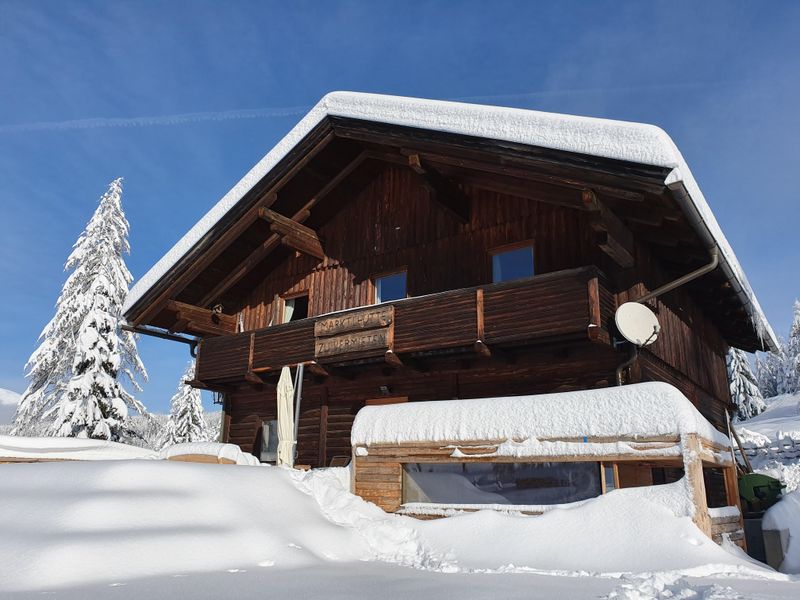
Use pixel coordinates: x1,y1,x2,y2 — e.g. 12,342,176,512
195,266,615,385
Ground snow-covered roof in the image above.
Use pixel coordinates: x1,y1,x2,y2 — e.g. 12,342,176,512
350,382,730,448
123,92,777,351
0,434,153,461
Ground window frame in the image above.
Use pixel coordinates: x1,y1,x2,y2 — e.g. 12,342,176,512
370,268,408,304
279,290,311,324
488,240,535,284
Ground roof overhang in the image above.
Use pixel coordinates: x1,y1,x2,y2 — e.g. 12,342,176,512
123,92,778,352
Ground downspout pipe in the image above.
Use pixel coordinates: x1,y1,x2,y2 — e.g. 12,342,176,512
616,248,718,386
636,247,719,305
666,179,777,352
121,323,199,357
292,363,305,457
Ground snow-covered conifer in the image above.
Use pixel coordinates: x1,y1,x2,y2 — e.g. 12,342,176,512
162,361,208,447
777,300,800,395
727,347,766,420
755,349,782,399
13,179,147,439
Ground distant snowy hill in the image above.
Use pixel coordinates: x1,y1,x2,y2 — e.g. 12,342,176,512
0,388,20,425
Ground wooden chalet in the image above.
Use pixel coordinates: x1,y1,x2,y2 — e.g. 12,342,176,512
123,93,777,537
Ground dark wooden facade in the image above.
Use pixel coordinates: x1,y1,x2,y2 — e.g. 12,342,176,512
124,113,766,468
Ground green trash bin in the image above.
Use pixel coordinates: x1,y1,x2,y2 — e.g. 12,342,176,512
739,473,784,516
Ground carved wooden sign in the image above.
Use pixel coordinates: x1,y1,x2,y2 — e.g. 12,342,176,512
314,305,394,359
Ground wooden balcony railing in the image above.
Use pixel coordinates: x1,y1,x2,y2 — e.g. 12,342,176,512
195,266,615,384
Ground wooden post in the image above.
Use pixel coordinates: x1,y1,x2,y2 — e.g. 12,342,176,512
683,433,712,537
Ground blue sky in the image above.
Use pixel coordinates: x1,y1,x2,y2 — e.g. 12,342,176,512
0,1,798,413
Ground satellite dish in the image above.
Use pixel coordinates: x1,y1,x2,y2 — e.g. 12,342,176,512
615,302,661,346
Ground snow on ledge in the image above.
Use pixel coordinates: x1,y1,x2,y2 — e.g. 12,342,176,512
0,434,153,461
351,382,730,448
156,442,260,466
122,92,776,350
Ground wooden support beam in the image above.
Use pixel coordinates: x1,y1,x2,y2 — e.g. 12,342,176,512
582,190,635,269
683,433,713,538
197,153,367,308
185,379,234,393
407,154,470,223
260,208,325,260
473,340,515,363
383,350,428,372
165,300,236,336
306,361,330,378
132,192,279,326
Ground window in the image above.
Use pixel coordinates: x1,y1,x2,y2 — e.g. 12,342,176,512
374,271,407,303
282,293,309,323
602,464,618,493
402,462,602,506
491,245,534,283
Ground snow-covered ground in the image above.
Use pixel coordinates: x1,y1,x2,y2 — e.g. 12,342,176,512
0,387,20,425
0,459,797,599
738,393,800,492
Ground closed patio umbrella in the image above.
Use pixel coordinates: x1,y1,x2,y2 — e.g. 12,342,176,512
276,366,295,467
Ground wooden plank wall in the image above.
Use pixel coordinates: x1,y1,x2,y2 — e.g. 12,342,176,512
237,166,601,330
225,342,623,464
219,163,732,459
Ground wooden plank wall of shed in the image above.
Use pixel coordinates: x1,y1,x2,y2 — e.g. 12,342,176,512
223,164,732,460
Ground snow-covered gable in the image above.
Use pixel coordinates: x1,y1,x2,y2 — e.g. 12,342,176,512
350,381,730,448
123,92,777,350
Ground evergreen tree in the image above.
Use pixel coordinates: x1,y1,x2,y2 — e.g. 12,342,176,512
755,349,783,398
727,347,766,420
162,361,208,447
13,179,147,439
777,300,800,395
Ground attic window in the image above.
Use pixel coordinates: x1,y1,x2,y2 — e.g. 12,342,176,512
491,244,534,283
374,271,407,303
282,293,309,323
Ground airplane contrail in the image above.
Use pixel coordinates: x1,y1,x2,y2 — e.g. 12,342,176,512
0,81,737,134
0,105,311,134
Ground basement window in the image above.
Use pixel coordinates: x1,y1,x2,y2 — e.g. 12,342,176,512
402,462,601,506
374,271,407,303
491,245,534,283
282,293,309,323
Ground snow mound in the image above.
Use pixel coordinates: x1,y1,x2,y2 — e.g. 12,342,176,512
352,382,729,447
605,572,744,599
763,490,800,574
0,434,153,461
157,442,260,465
0,388,20,425
0,460,770,593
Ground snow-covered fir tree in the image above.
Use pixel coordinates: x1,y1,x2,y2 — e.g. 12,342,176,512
727,347,766,420
755,348,783,398
13,179,147,439
777,300,800,396
162,361,209,447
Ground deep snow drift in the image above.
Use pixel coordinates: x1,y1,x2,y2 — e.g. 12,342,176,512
0,459,786,597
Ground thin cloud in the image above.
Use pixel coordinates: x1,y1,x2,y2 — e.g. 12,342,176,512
0,105,310,134
0,81,742,135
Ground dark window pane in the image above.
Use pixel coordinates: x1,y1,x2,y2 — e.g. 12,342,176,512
492,246,534,283
375,271,407,303
284,295,309,322
403,462,601,505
